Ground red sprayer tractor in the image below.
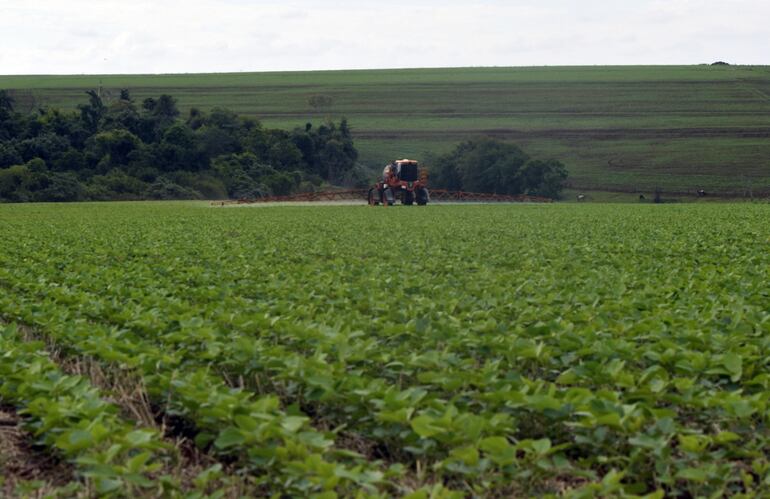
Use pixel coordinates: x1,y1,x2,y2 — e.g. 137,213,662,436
213,157,554,205
368,159,430,206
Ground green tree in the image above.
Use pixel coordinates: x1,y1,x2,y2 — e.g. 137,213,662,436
434,138,529,195
212,152,274,198
0,143,22,168
18,132,70,163
51,148,86,172
102,97,141,136
141,94,180,139
87,169,147,198
144,177,202,200
205,107,240,131
33,172,84,202
198,126,241,158
519,159,568,199
152,95,180,122
37,108,90,148
154,123,206,171
320,139,354,181
0,90,361,202
269,140,304,171
78,89,105,132
0,164,33,201
432,138,568,199
263,171,299,196
87,129,142,168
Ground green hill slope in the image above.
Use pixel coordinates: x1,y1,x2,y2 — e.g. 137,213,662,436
2,66,770,195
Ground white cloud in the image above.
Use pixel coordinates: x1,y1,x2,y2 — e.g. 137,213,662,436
0,0,767,74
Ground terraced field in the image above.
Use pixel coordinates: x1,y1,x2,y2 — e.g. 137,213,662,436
2,66,770,195
1,201,770,496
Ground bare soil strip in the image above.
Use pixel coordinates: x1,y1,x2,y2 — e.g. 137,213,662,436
0,406,73,498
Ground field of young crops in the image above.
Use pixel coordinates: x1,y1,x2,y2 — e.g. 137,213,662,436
2,201,770,497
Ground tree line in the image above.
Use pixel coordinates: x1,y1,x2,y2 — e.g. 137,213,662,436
0,88,568,202
430,138,568,199
0,89,361,202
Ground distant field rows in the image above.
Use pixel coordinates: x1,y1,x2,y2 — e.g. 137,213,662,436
2,66,770,194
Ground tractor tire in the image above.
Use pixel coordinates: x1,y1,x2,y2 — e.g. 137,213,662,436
383,188,395,206
403,190,414,206
416,188,429,205
368,188,380,205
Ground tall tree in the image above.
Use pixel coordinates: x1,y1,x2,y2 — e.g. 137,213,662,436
78,90,105,133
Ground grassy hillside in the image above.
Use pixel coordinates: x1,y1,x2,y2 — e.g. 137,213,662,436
2,66,770,195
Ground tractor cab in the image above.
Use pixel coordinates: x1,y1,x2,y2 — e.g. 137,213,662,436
382,159,419,184
395,160,419,182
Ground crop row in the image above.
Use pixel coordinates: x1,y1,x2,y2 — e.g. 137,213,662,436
4,243,770,496
0,303,396,497
3,202,770,496
0,323,196,496
0,225,601,485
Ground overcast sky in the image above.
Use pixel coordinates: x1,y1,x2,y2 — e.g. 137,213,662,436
0,0,768,74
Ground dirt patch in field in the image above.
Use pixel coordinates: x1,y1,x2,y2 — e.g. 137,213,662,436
0,407,74,496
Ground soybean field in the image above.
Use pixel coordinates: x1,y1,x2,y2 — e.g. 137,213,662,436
2,202,770,497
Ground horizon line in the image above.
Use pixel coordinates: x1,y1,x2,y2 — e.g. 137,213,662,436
2,63,768,78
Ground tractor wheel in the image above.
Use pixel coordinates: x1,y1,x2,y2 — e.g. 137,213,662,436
403,190,414,206
368,188,380,205
383,188,395,206
416,188,429,205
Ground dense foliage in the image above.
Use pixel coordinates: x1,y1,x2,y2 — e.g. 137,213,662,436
0,89,361,202
431,138,569,198
2,202,770,496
